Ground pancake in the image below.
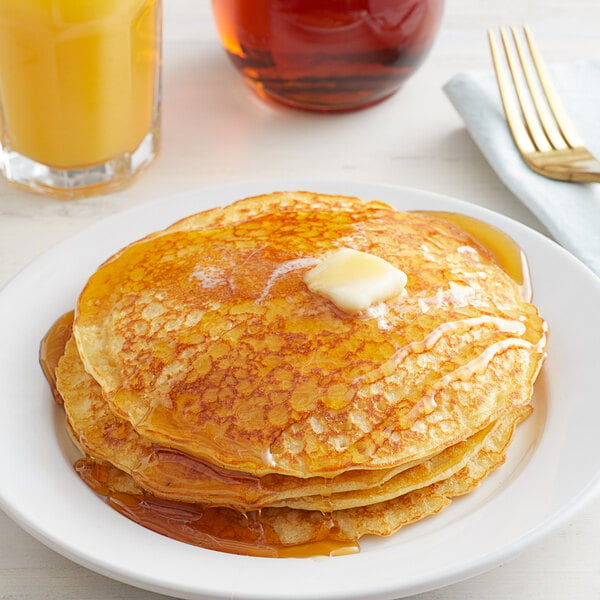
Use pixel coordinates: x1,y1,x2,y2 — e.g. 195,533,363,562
72,192,546,478
57,334,529,510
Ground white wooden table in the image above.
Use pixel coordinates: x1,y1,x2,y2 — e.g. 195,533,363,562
1,1,599,598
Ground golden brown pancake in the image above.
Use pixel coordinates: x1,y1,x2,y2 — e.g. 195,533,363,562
72,192,546,478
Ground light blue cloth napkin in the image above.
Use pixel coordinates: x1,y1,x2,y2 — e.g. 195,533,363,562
444,59,600,278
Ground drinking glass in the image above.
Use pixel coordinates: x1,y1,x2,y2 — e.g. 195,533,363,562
0,0,162,199
211,0,444,112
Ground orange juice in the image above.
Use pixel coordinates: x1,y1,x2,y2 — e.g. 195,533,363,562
0,0,161,182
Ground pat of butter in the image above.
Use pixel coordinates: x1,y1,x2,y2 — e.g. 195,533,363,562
303,248,407,313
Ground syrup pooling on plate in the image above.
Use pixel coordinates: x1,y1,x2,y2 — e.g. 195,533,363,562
74,459,360,558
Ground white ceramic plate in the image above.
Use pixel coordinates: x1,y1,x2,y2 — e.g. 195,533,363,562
1,180,600,600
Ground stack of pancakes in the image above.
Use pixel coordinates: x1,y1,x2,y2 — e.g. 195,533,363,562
53,191,547,556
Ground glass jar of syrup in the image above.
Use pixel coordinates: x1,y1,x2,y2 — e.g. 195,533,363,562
211,0,444,112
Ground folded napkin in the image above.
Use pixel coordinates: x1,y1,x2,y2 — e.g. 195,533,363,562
444,59,600,278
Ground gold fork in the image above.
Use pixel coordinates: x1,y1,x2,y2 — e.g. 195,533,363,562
488,26,600,182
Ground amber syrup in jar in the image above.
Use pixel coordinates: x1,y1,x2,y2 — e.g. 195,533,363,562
211,0,445,112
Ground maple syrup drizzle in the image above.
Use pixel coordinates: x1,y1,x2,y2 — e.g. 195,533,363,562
412,211,532,301
39,212,532,558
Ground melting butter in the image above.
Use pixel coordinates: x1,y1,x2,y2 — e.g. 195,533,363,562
303,248,407,313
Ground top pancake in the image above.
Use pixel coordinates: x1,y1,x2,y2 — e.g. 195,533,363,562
73,192,546,477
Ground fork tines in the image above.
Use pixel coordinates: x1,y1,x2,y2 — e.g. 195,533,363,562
488,26,581,154
487,26,600,182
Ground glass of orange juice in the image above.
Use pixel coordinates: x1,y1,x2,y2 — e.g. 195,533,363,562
0,0,162,199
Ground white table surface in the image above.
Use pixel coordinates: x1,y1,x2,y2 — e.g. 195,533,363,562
1,1,599,598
